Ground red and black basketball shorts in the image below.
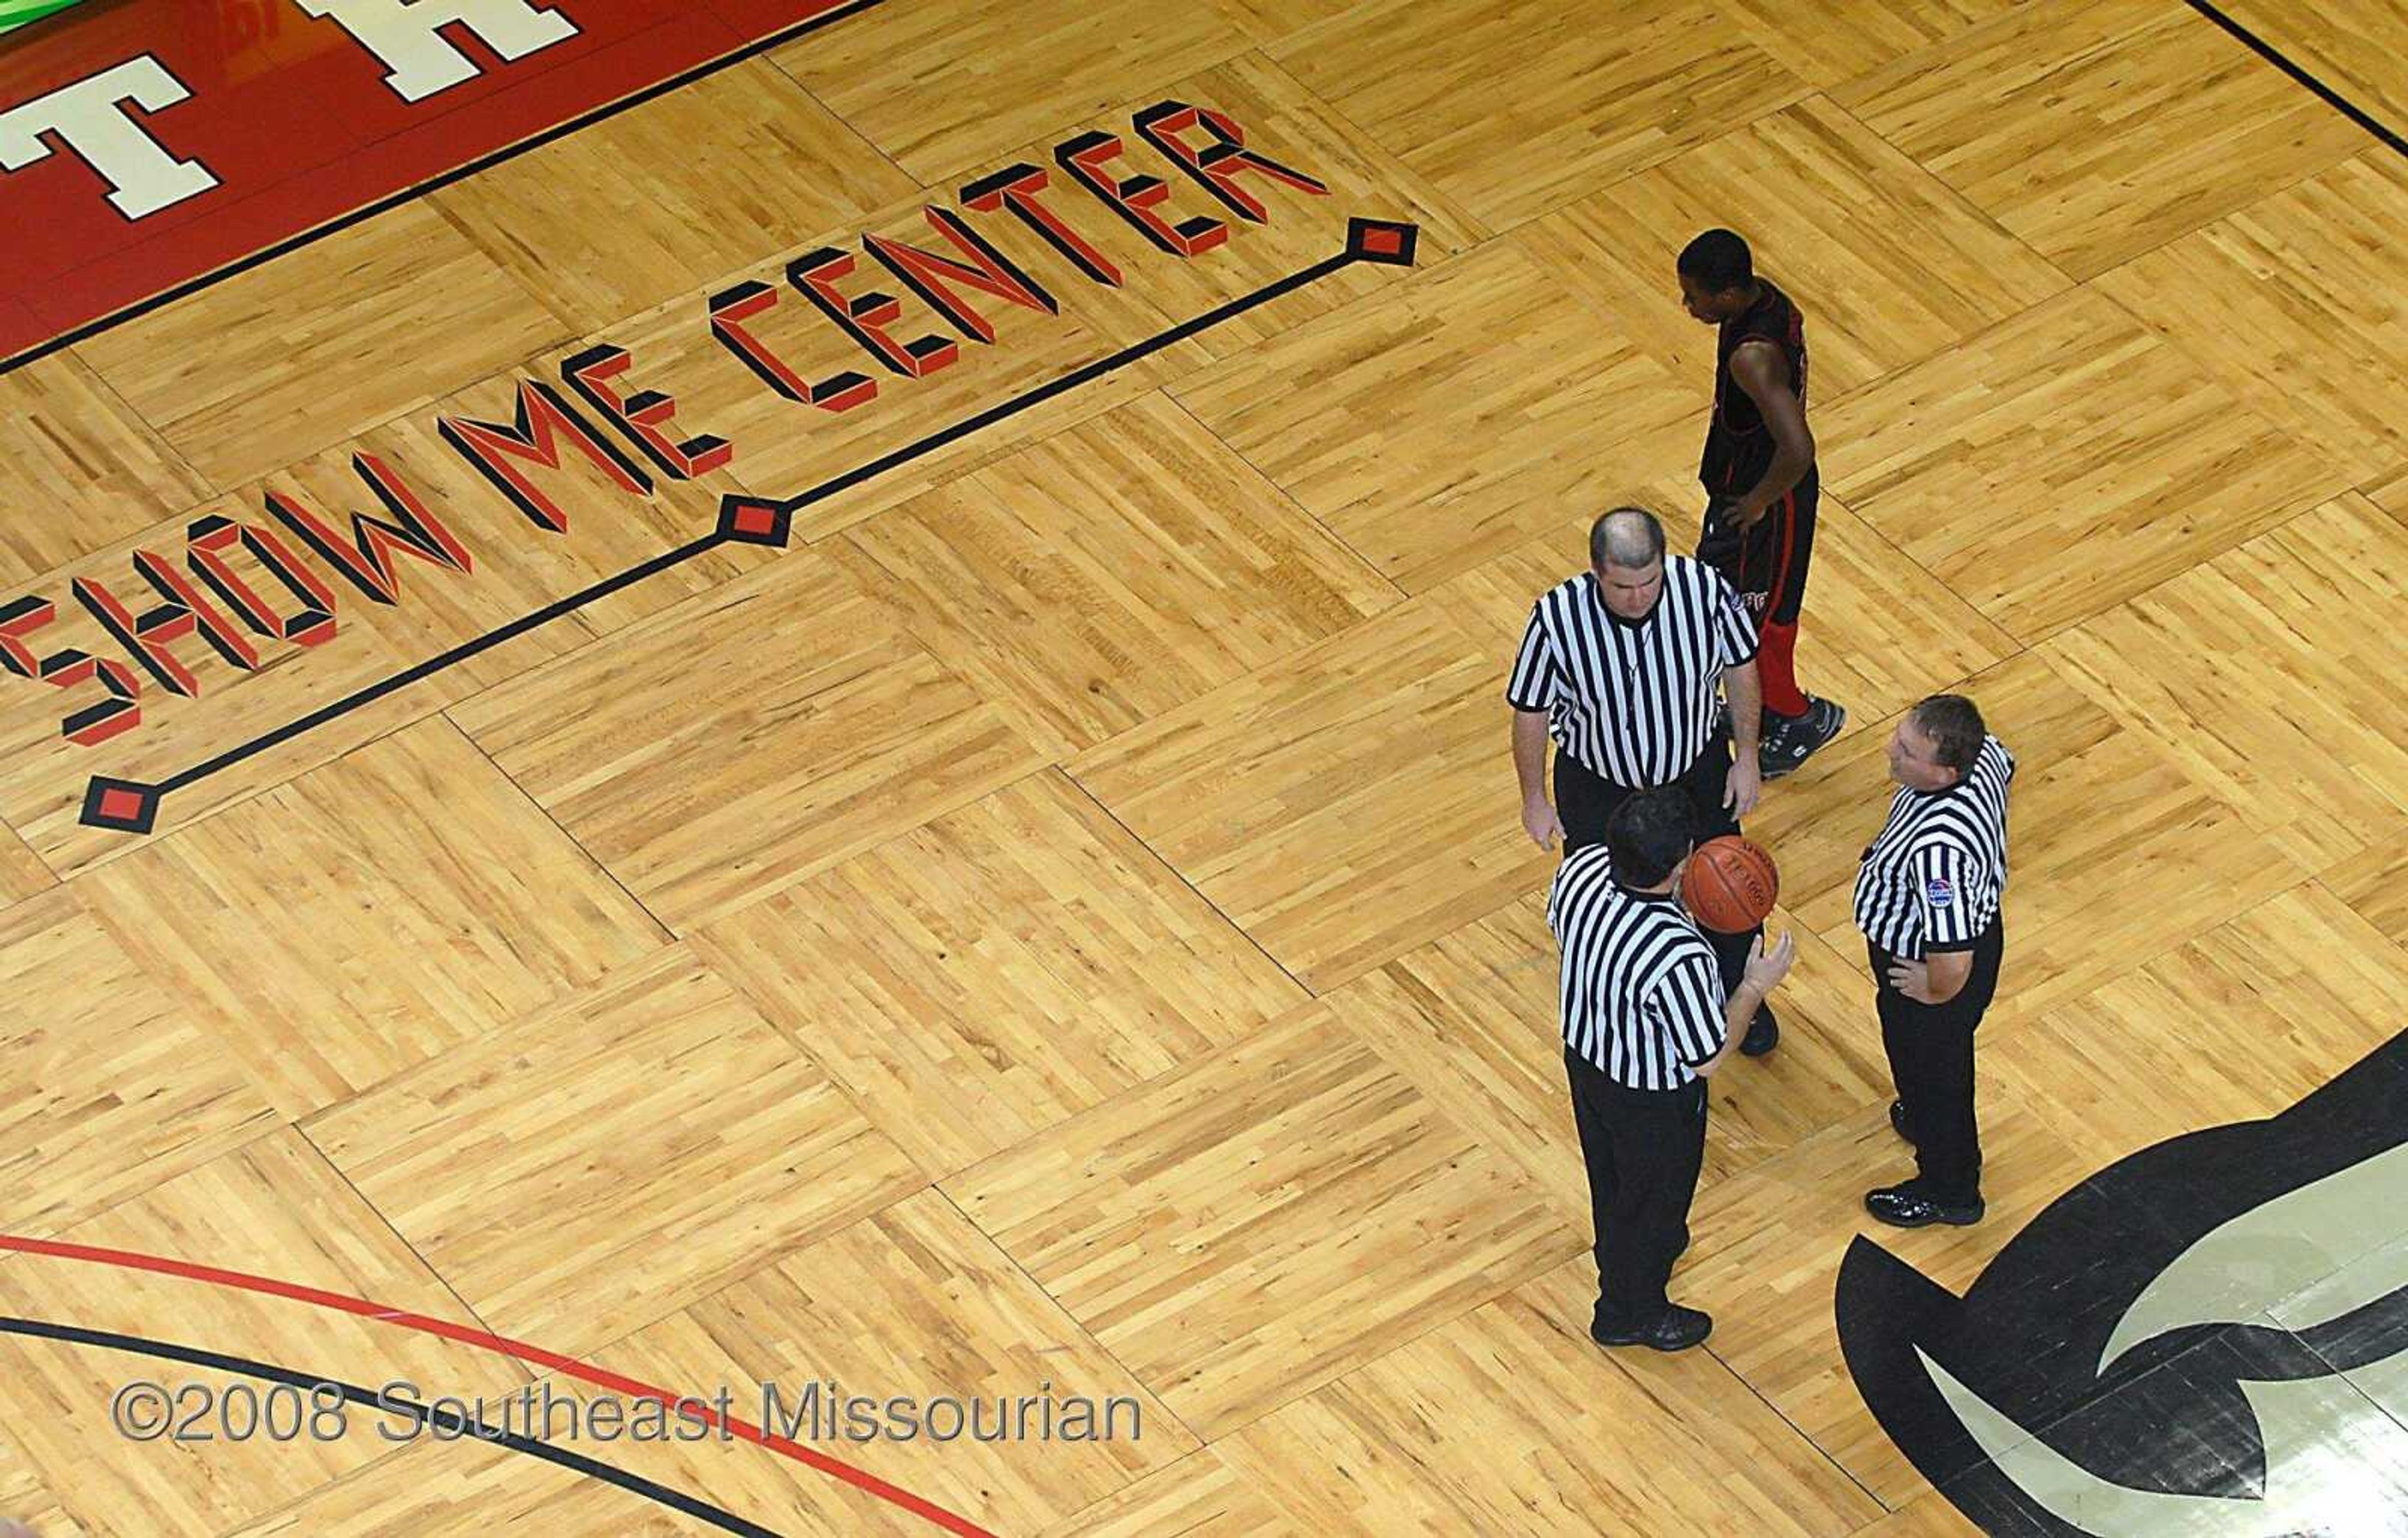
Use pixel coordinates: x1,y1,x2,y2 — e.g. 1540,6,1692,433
1699,472,1818,629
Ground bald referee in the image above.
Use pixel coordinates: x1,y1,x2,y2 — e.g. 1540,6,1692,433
1855,694,2014,1228
1510,505,1779,1055
1552,789,1795,1349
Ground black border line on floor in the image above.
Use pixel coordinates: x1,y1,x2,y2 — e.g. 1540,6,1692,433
0,1315,789,1537
2179,0,2408,160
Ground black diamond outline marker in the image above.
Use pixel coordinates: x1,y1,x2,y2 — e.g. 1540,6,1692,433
82,776,161,835
80,223,1422,833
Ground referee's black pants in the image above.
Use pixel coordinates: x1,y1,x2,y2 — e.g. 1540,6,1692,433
1871,921,2005,1207
1565,1048,1708,1329
1554,737,1762,994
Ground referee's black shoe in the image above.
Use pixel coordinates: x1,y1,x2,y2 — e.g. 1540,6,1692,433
1889,1099,1914,1144
1740,1003,1779,1056
1865,1182,1983,1228
1591,1304,1713,1352
1760,696,1847,779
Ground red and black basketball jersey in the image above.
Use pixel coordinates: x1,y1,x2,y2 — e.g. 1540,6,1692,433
1699,279,1810,497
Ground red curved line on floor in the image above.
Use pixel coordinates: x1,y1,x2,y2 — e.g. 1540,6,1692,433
0,1233,996,1538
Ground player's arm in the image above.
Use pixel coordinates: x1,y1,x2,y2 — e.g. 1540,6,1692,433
1728,340,1814,527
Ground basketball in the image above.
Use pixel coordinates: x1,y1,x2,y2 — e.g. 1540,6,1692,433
1682,836,1779,933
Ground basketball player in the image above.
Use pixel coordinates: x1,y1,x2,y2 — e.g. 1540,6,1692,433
1679,228,1845,779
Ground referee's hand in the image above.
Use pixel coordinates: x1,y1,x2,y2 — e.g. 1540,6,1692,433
1744,930,1796,993
1523,793,1564,850
1724,756,1761,818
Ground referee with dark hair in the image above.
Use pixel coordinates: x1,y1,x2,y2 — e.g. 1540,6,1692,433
1551,787,1795,1349
1855,693,2014,1228
1510,505,1780,1055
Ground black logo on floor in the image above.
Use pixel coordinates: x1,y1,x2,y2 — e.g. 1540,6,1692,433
1838,1031,2408,1534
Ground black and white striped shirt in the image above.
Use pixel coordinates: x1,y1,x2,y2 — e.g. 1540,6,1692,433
1548,845,1729,1089
1506,557,1758,787
1854,736,2015,958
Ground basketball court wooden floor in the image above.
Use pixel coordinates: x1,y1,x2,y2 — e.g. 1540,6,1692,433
6,0,2408,1533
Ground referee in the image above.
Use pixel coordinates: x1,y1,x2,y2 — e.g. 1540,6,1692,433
1854,694,2014,1228
1551,789,1795,1349
1510,505,1779,1055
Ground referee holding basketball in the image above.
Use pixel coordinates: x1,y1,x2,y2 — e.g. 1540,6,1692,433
1855,694,2014,1227
1551,789,1795,1349
1511,505,1779,1054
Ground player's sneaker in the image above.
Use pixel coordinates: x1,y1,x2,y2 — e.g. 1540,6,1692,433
1760,696,1846,779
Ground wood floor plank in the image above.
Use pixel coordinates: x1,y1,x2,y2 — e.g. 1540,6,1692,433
449,549,1046,933
1846,1489,1988,1537
218,1441,649,1538
560,1189,1198,1534
1215,1255,1884,1534
303,945,924,1356
835,392,1398,761
1990,882,2408,1172
0,350,211,585
1067,579,1544,992
2325,836,2408,956
0,1427,79,1538
0,888,279,1239
1173,240,1707,593
771,0,1255,184
2041,494,2408,876
2202,0,2408,142
2096,151,2408,489
696,770,1306,1178
432,58,920,335
944,1008,1575,1438
0,819,51,905
1834,0,2367,280
76,717,669,1119
1818,286,2345,640
1042,1448,1302,1537
1712,0,2024,92
1270,0,1809,231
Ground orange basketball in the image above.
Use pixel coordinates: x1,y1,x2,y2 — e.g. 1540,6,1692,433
1682,836,1779,933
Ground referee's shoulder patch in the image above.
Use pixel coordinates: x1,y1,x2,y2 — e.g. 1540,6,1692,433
1925,875,1955,907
